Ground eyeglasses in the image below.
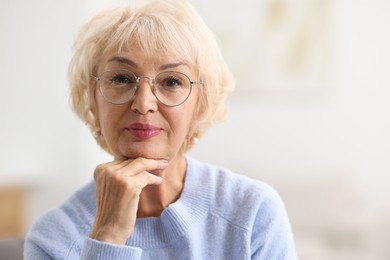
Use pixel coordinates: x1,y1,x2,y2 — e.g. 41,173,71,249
93,69,200,107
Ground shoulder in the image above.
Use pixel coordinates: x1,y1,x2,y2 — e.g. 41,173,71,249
24,181,95,258
186,157,297,258
186,157,285,228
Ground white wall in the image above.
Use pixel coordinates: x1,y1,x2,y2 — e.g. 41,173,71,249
1,0,389,258
192,0,390,205
0,0,117,227
191,0,390,211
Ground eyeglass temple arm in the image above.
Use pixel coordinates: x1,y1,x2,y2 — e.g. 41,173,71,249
91,75,100,81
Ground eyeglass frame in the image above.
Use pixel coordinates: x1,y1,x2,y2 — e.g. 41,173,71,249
92,69,202,107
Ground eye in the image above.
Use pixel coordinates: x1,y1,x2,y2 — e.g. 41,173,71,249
159,75,184,89
110,73,136,85
163,77,181,87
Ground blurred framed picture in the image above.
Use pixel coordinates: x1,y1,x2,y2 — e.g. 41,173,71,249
197,0,334,102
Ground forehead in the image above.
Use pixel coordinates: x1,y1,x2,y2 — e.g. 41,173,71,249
100,43,193,73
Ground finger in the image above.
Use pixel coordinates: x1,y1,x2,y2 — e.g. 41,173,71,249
132,171,163,190
120,158,169,177
93,160,129,180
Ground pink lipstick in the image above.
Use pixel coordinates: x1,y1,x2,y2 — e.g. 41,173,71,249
127,123,162,140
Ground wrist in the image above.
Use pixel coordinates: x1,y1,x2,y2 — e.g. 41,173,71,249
89,226,130,245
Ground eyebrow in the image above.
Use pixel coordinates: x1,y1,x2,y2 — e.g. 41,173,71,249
107,56,138,68
107,56,188,71
159,62,188,70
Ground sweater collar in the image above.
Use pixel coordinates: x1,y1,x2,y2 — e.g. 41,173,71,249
127,157,212,248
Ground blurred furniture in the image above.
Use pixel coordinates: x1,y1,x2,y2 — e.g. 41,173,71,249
0,187,25,237
272,176,390,260
0,238,24,260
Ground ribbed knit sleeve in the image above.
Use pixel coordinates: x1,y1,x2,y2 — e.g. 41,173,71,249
80,238,142,260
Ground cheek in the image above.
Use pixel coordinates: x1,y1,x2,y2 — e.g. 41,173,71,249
101,109,122,129
95,98,123,136
170,104,197,136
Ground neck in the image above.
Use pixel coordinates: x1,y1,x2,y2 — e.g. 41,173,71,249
137,154,186,218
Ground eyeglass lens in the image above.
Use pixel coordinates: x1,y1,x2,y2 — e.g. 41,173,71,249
98,69,192,106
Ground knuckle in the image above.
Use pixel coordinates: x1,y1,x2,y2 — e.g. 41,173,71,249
93,164,105,180
134,157,148,168
94,163,118,182
132,185,143,197
94,163,104,173
139,171,156,183
139,171,150,179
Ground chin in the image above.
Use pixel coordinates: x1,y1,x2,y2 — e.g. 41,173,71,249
121,147,167,160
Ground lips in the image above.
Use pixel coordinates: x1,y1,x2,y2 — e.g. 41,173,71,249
126,123,162,140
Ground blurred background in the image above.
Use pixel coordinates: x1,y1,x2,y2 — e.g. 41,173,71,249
1,0,389,259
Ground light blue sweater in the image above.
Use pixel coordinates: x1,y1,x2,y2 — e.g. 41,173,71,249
25,157,298,259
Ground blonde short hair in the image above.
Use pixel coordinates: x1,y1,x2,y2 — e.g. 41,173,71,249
69,0,234,153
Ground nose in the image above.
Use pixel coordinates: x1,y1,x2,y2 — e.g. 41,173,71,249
130,77,158,114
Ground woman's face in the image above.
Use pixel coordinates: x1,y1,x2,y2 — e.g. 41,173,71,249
94,45,199,161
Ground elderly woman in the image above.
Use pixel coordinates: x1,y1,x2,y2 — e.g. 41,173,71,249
24,0,297,259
